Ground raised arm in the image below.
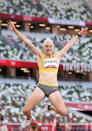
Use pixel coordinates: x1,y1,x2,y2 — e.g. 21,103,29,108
55,28,88,58
7,20,42,56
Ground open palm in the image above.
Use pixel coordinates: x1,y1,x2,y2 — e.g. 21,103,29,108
7,20,16,31
79,27,88,35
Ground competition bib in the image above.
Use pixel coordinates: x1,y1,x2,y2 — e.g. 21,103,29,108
43,59,58,68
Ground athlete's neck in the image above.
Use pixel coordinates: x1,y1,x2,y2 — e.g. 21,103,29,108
45,54,53,57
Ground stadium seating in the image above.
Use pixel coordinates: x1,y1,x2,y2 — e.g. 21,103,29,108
0,0,91,21
0,30,92,65
0,78,92,123
59,81,92,102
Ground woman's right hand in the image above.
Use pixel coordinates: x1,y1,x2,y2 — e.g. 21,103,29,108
7,20,16,31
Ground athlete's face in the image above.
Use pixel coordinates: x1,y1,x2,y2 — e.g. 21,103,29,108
43,42,54,56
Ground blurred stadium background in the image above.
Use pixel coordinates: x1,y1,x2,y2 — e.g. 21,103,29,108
0,0,92,130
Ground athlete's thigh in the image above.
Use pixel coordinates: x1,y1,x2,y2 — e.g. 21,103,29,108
24,87,45,110
48,91,66,111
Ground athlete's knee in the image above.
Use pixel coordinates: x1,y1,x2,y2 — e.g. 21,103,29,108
57,108,67,116
23,107,30,115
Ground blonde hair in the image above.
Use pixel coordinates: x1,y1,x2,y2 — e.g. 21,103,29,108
43,38,54,47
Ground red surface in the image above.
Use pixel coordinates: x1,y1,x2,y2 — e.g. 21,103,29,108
65,102,92,111
0,12,48,23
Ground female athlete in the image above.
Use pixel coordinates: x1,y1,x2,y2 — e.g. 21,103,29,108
7,21,87,128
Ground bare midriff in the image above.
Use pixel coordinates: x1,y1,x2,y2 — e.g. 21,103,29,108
39,71,58,86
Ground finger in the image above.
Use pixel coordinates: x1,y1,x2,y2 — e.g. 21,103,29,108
7,25,10,28
83,28,88,31
7,23,11,27
83,29,88,33
9,20,12,23
7,26,10,29
84,28,88,30
82,27,85,30
7,21,10,25
8,20,13,25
